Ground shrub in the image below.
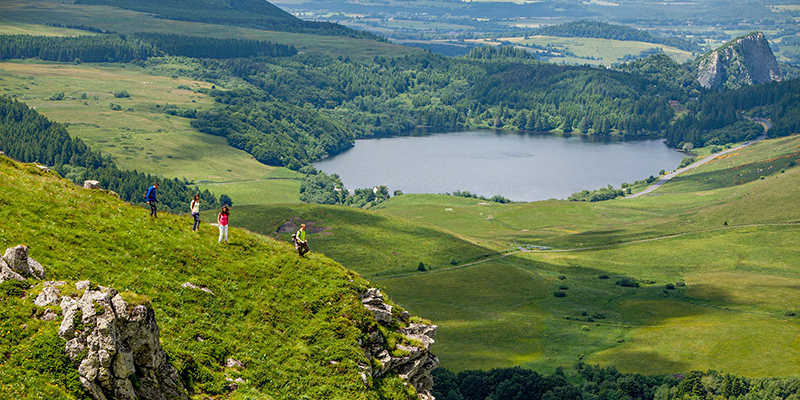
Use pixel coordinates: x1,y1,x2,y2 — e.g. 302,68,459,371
417,262,425,272
48,92,65,101
109,103,122,111
0,279,29,298
598,274,610,279
554,291,567,297
558,284,569,290
615,277,639,288
665,283,675,290
113,90,130,98
558,274,566,280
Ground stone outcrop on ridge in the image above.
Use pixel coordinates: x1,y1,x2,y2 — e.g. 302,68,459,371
0,244,45,283
697,32,783,90
360,288,439,400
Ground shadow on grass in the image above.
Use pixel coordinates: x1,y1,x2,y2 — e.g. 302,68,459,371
590,348,691,374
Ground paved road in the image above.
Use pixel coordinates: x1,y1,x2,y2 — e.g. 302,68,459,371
626,135,766,199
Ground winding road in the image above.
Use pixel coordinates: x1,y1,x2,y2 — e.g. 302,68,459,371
627,132,767,199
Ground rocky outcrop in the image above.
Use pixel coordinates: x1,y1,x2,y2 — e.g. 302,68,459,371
697,32,783,90
360,289,439,400
0,244,45,282
58,281,188,400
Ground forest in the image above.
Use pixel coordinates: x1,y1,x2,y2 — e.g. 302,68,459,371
0,32,296,62
430,364,800,400
0,97,220,213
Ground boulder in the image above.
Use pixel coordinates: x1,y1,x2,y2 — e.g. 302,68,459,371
2,245,45,279
35,286,61,307
361,288,393,324
0,257,25,284
84,180,101,189
58,281,188,400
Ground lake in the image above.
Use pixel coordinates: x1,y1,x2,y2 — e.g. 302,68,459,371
313,129,687,202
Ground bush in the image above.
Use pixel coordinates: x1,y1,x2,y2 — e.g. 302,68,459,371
598,274,609,279
113,90,130,98
417,262,426,272
0,279,29,298
558,284,569,290
665,283,675,290
48,92,65,101
109,103,122,111
554,291,567,297
558,274,566,280
615,277,639,288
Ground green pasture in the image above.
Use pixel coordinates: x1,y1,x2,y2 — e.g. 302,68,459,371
216,203,502,279
0,156,421,399
0,21,96,36
0,60,303,204
503,36,695,65
0,0,421,61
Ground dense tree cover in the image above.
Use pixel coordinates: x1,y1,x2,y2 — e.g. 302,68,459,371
432,364,800,400
0,34,161,62
533,21,701,52
191,88,353,169
74,0,382,40
448,190,511,204
568,184,626,202
298,171,394,208
665,78,800,147
0,33,295,62
131,32,296,59
613,54,700,95
0,96,219,212
464,45,538,62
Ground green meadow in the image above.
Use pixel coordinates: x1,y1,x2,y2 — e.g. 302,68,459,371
223,136,800,376
0,0,421,61
0,60,301,204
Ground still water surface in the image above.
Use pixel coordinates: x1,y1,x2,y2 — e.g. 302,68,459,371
313,130,686,202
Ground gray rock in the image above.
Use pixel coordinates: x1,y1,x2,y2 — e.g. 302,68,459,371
3,245,33,276
45,281,67,287
76,280,91,291
698,32,783,90
41,308,59,321
181,282,214,295
226,358,244,369
58,286,188,400
84,180,101,189
0,259,25,284
35,286,61,307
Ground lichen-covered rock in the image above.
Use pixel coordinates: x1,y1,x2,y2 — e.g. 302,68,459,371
35,286,62,307
0,257,25,284
360,288,439,400
84,180,101,189
361,288,393,324
58,280,188,400
697,32,783,90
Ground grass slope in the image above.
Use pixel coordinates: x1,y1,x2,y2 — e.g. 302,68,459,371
228,137,800,376
0,0,420,61
0,155,417,400
0,60,302,205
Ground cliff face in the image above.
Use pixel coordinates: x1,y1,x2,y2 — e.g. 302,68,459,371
697,32,783,90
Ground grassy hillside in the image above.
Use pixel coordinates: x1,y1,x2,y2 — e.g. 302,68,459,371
227,136,800,375
0,155,417,400
0,0,420,61
0,60,302,205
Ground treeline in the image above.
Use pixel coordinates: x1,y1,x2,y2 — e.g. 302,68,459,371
74,0,383,40
665,78,800,147
464,45,538,62
191,88,353,169
432,364,800,400
298,171,393,209
130,32,296,59
0,33,295,62
568,184,626,202
533,21,701,52
0,34,160,63
0,96,219,213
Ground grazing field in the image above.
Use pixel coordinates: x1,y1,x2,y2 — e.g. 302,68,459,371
479,35,696,65
0,60,301,204
0,0,421,61
225,137,800,375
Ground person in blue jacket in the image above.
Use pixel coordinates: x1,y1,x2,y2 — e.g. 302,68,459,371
146,182,159,217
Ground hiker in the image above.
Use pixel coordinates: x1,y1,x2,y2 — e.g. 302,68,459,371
293,223,309,257
146,182,159,218
190,194,201,231
217,206,229,244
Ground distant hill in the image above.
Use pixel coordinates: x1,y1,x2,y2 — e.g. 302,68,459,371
696,32,784,91
533,21,701,52
74,0,382,40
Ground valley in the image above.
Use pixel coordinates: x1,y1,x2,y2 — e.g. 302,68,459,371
1,0,799,398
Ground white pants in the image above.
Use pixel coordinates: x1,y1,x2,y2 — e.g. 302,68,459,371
218,225,228,243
